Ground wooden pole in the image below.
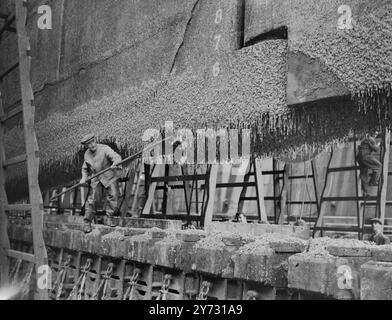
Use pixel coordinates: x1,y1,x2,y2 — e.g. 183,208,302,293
380,129,390,231
15,0,48,299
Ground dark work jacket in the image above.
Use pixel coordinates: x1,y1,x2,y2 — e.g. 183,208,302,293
369,232,391,245
82,144,122,188
358,137,380,157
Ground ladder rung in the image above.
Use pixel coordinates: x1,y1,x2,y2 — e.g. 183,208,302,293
0,62,19,81
262,170,285,175
216,182,255,188
360,201,392,206
265,196,279,200
4,204,32,211
239,197,257,201
0,14,15,36
322,196,378,202
286,201,317,205
288,175,314,180
3,154,26,167
7,249,35,263
1,105,23,122
327,166,359,173
150,174,208,183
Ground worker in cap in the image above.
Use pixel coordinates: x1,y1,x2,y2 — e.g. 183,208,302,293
357,132,382,194
80,134,122,233
368,218,390,245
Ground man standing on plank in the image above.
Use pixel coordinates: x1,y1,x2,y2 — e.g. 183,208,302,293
80,134,122,233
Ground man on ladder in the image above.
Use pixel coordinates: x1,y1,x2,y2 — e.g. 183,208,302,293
79,134,122,233
357,132,382,195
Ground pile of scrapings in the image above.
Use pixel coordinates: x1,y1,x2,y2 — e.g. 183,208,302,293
101,229,127,242
324,238,375,257
154,230,182,247
128,231,152,242
236,240,274,256
193,232,227,250
174,228,207,242
84,227,103,238
299,237,376,259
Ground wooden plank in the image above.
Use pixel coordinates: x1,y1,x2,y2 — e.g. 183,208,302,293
7,249,35,263
254,159,268,223
380,129,390,231
203,164,219,226
3,154,26,167
15,0,48,300
131,164,143,216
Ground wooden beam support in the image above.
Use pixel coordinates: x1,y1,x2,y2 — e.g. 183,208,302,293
0,84,10,288
120,165,137,217
142,164,164,215
313,147,334,237
380,129,390,231
254,159,268,223
3,154,26,167
203,164,219,226
278,163,291,224
311,158,321,214
15,0,48,299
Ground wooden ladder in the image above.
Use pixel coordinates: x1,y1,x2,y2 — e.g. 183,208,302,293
0,0,48,299
277,159,321,225
235,158,269,223
313,130,390,239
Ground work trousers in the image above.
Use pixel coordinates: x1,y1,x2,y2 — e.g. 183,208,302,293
357,153,382,186
84,181,120,222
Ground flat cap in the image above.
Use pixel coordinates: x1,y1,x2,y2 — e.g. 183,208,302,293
81,133,95,145
370,217,383,225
